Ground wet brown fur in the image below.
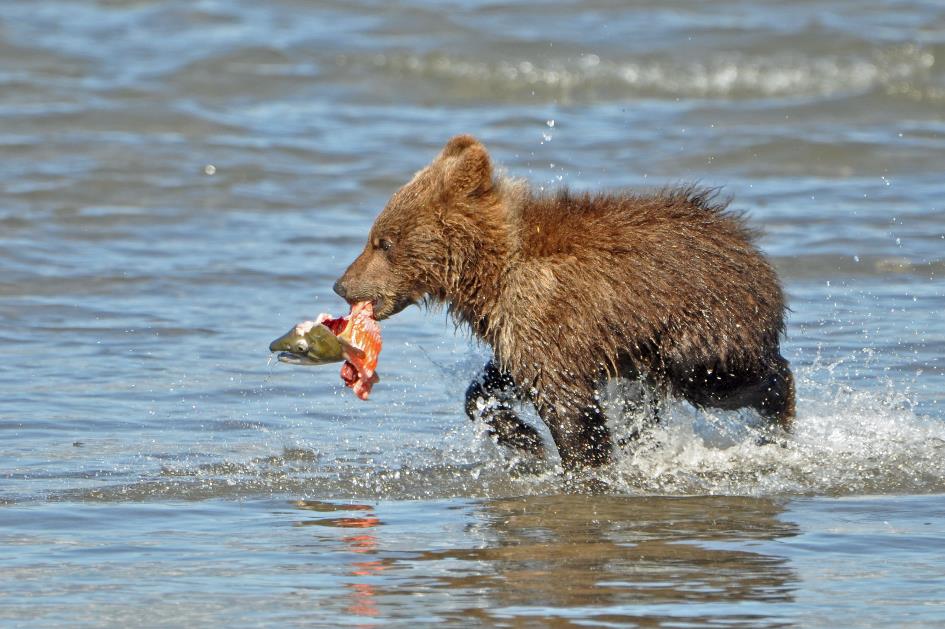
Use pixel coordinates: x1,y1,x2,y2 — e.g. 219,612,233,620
335,135,795,469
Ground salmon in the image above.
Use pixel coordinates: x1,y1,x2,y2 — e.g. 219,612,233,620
270,301,382,400
316,301,382,400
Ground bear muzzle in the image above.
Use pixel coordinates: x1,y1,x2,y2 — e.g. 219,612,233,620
332,279,350,301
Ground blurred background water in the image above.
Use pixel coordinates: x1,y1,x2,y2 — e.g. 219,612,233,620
1,0,944,625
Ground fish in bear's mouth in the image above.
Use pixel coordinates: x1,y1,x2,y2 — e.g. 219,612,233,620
269,301,382,400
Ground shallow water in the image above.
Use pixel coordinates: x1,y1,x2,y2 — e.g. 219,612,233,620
2,0,944,625
4,495,944,627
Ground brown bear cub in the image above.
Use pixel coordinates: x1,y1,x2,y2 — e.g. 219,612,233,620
334,135,794,470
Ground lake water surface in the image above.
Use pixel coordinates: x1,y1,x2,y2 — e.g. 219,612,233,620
2,0,944,625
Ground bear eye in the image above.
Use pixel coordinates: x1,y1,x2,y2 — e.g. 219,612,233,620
379,238,393,252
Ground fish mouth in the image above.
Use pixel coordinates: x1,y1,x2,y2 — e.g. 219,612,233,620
275,351,320,366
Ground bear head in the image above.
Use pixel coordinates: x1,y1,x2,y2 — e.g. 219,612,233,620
333,134,503,320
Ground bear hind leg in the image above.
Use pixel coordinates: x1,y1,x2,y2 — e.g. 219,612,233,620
755,355,795,431
682,355,796,432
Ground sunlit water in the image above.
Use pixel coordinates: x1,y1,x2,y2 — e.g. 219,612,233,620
2,0,944,625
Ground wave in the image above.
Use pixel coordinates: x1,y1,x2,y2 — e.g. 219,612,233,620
774,255,945,280
339,44,940,102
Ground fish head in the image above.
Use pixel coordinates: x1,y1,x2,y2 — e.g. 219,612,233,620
269,321,344,366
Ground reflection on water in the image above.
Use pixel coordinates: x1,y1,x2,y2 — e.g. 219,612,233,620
2,495,941,626
295,499,386,622
292,495,798,626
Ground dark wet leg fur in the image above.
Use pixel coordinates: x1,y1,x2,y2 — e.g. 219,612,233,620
677,353,796,432
535,394,612,471
465,361,545,458
467,354,794,468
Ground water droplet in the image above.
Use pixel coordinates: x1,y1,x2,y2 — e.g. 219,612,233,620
546,119,555,128
204,164,216,175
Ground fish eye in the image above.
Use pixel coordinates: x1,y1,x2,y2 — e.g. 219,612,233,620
295,342,307,353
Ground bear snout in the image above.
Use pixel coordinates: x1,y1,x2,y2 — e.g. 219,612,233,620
332,278,349,300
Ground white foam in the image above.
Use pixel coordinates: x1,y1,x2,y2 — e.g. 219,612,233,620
604,367,945,496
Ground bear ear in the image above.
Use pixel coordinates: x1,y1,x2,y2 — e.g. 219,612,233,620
440,134,480,158
437,135,493,199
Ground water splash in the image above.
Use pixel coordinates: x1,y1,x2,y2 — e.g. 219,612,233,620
605,367,945,496
49,362,945,504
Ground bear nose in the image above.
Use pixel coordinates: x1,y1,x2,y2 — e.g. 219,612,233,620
333,279,348,300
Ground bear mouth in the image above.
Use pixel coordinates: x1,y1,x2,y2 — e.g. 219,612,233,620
372,295,413,321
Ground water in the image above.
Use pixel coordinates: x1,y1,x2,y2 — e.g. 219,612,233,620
1,0,944,625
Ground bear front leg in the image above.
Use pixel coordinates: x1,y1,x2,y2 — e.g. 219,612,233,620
464,360,545,458
535,387,613,471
